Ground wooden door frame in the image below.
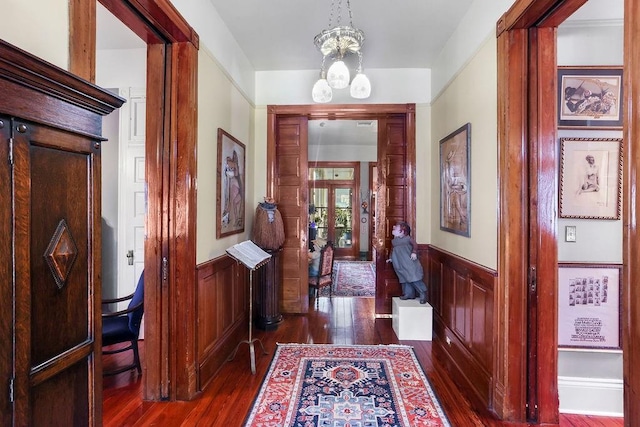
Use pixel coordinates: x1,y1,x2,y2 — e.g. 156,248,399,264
69,0,199,401
267,104,415,315
623,0,640,422
367,162,377,261
495,0,640,423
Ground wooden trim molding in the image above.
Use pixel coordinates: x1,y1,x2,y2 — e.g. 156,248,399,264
496,26,529,421
0,40,123,127
170,41,199,400
196,256,248,392
426,245,497,415
623,0,640,421
68,0,96,82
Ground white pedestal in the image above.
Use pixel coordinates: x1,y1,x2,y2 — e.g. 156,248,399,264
392,297,433,341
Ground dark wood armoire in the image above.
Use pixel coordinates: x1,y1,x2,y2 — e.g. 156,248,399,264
0,40,123,426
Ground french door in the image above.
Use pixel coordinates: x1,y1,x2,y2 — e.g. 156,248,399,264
309,162,360,259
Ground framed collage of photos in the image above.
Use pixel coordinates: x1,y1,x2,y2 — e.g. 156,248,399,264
558,264,621,350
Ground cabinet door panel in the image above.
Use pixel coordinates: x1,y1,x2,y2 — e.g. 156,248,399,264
12,121,98,427
0,116,12,426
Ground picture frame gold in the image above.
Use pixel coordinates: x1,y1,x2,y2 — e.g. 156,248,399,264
216,128,246,238
559,137,622,220
439,123,471,237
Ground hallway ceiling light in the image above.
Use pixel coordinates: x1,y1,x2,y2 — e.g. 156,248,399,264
312,0,371,103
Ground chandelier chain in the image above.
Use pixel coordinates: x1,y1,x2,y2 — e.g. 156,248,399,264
327,0,356,29
328,0,335,28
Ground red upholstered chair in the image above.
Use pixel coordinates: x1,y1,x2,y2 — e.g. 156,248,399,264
309,241,335,298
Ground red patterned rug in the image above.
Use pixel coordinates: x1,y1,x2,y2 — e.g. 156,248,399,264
319,261,375,297
244,344,450,426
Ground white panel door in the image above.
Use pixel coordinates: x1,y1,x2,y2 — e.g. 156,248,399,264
117,88,146,316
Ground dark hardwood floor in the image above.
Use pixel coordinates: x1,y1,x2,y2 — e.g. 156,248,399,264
103,297,624,426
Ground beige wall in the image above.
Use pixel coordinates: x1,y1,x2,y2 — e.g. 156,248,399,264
196,48,255,264
415,104,432,243
0,0,69,70
430,35,498,270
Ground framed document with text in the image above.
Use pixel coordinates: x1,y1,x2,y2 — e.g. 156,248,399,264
558,264,621,349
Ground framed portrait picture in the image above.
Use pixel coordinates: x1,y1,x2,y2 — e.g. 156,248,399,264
439,123,470,237
216,128,246,238
558,263,621,350
559,137,622,219
558,66,623,129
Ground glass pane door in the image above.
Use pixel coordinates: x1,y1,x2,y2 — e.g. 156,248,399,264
309,187,329,241
309,185,357,258
334,187,353,250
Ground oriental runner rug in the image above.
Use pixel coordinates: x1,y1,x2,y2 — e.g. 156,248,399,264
244,344,451,427
318,261,375,297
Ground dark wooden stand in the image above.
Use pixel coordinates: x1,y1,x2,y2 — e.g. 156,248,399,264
255,249,283,330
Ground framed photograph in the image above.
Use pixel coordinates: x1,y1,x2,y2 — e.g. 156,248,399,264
558,263,621,349
439,123,470,237
216,128,246,238
559,137,622,219
558,66,623,129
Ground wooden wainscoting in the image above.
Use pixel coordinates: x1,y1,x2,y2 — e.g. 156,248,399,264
196,256,248,391
426,245,498,415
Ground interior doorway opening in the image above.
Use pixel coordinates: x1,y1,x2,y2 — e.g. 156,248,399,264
309,162,361,260
268,104,416,316
308,119,377,262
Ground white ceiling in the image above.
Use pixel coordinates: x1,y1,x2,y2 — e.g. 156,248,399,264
97,0,622,70
96,0,622,147
206,0,474,71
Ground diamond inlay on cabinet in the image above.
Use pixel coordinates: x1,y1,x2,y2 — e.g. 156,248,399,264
43,219,78,289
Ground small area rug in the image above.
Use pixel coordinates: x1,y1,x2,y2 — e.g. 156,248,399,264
319,261,375,297
244,344,451,426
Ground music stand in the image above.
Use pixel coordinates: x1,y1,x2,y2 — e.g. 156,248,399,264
226,241,271,374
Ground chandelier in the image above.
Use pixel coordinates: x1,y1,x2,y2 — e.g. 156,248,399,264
312,0,371,103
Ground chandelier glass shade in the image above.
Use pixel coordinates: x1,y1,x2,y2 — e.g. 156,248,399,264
312,0,371,103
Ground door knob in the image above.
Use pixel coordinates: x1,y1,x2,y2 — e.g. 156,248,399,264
126,250,134,265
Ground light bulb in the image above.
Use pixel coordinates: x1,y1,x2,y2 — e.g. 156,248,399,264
350,73,371,99
312,78,332,103
327,60,350,89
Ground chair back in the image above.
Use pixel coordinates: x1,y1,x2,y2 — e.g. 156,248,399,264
128,271,144,335
318,242,334,277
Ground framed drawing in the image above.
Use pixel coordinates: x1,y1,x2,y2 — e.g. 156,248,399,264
558,66,623,128
216,128,246,238
558,263,621,350
559,137,622,219
439,123,470,237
